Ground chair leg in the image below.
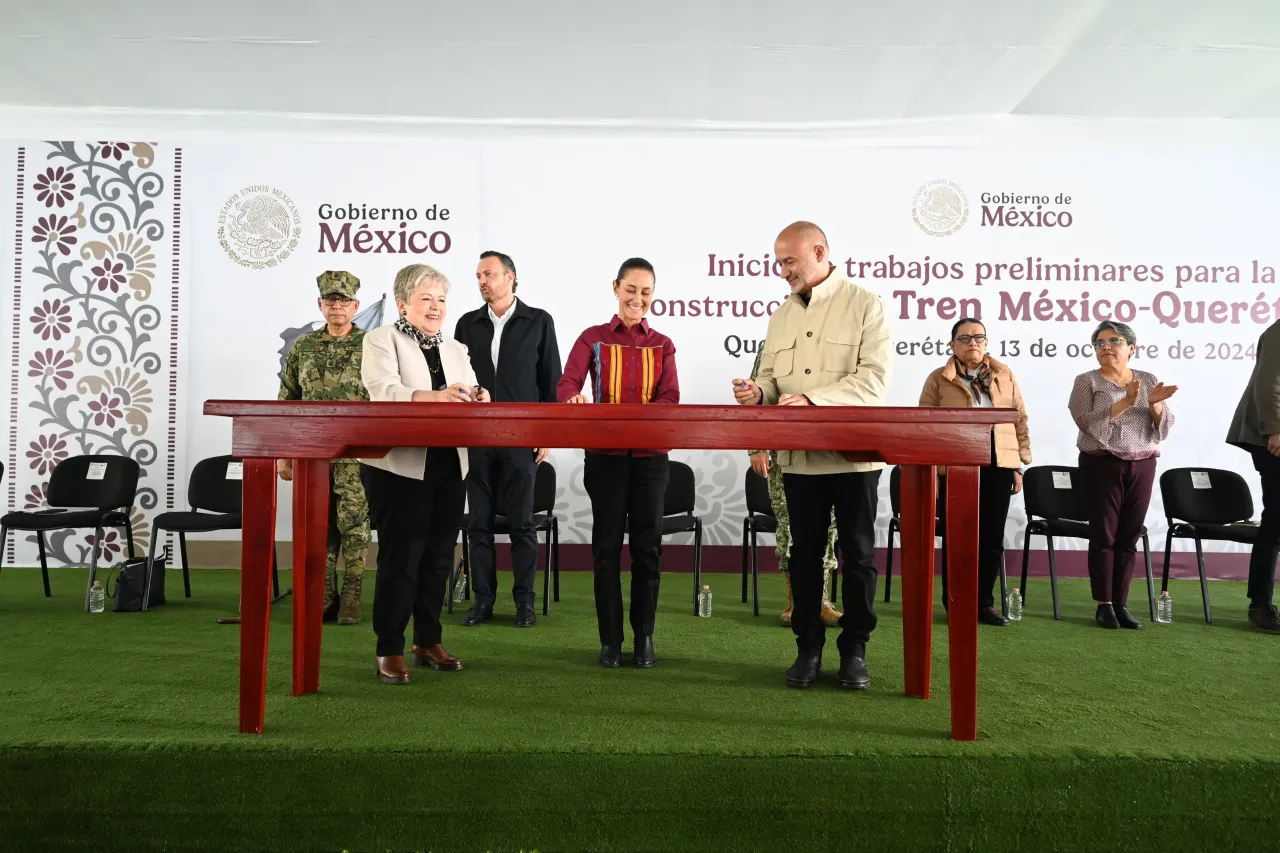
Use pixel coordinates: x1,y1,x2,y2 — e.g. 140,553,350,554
542,525,551,617
552,519,560,603
1020,527,1031,604
1161,529,1173,593
741,519,749,603
124,518,136,560
999,552,1009,619
692,520,702,616
1141,532,1156,622
884,519,897,603
750,524,760,617
1195,538,1212,624
1047,536,1061,621
85,526,103,612
142,529,159,612
37,531,52,598
0,525,6,580
179,532,192,598
271,546,286,602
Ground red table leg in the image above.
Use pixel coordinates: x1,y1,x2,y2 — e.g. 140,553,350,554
239,459,278,734
944,464,980,741
292,459,330,696
898,464,937,699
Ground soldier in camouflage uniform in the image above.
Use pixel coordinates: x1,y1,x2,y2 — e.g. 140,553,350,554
277,270,372,625
748,346,841,628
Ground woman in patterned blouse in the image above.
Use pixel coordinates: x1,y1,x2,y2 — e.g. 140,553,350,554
556,258,680,669
1067,322,1177,630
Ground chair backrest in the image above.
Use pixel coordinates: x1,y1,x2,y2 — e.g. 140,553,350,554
1160,467,1253,525
664,461,696,516
1023,465,1088,522
47,454,139,511
188,455,245,514
533,461,556,515
744,468,773,516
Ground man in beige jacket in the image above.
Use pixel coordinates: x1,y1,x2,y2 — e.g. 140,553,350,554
733,221,892,690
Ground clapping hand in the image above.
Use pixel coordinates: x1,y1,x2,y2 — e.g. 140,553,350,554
1148,382,1178,404
1124,379,1140,406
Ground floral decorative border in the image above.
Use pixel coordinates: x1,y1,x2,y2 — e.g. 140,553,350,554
11,142,176,567
5,149,25,565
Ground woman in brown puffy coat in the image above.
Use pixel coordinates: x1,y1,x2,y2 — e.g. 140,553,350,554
919,318,1032,626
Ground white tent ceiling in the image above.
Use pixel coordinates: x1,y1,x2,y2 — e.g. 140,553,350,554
2,0,1279,127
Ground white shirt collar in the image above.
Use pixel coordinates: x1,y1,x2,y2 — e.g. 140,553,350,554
488,296,518,325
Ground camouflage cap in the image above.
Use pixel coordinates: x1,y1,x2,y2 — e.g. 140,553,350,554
316,270,360,298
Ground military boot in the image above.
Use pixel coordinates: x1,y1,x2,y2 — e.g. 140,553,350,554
820,566,843,627
322,566,340,623
778,571,794,627
337,572,363,625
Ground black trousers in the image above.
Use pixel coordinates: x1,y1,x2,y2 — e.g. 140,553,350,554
583,452,669,648
939,465,1016,611
1249,448,1280,608
783,469,880,659
360,452,465,657
465,447,538,609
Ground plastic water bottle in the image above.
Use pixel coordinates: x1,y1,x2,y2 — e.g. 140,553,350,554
452,567,467,603
1157,591,1172,623
1007,588,1023,622
698,585,713,617
89,580,105,613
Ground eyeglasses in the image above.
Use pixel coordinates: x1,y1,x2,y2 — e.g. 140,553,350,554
952,334,987,344
321,296,355,306
1091,337,1128,350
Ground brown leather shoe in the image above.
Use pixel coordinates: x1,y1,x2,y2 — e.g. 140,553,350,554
411,644,463,671
374,655,410,685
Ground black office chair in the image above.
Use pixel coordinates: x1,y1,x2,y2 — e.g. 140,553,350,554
1019,465,1156,621
1160,467,1257,625
450,461,560,616
661,461,704,616
740,468,774,617
145,455,285,611
0,454,139,610
883,466,948,606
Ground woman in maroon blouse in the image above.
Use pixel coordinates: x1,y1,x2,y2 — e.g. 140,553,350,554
556,258,680,669
1067,322,1177,630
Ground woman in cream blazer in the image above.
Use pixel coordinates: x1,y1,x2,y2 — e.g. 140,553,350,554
360,263,486,685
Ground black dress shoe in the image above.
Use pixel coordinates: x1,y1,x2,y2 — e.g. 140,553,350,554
785,654,822,688
1115,606,1143,630
460,605,493,627
1095,603,1120,629
978,607,1009,627
600,646,621,668
515,606,536,628
632,636,656,668
838,656,870,690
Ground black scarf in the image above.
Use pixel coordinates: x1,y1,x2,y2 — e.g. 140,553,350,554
395,316,444,350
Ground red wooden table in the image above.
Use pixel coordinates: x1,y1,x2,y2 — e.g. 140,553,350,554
204,401,1016,740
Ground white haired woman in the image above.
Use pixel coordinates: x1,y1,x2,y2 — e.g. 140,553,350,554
360,263,488,684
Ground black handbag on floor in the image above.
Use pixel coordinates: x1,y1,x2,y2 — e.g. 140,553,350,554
108,556,166,612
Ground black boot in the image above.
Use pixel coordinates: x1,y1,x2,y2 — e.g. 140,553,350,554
1115,605,1143,629
1095,603,1119,629
785,654,822,688
838,655,870,690
632,636,656,668
600,646,621,668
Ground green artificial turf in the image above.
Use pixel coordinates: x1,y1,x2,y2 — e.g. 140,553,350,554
1,567,1277,852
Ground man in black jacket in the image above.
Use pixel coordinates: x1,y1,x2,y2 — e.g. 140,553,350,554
454,251,563,627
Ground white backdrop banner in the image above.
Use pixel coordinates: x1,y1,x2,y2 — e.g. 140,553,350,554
4,137,1276,565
